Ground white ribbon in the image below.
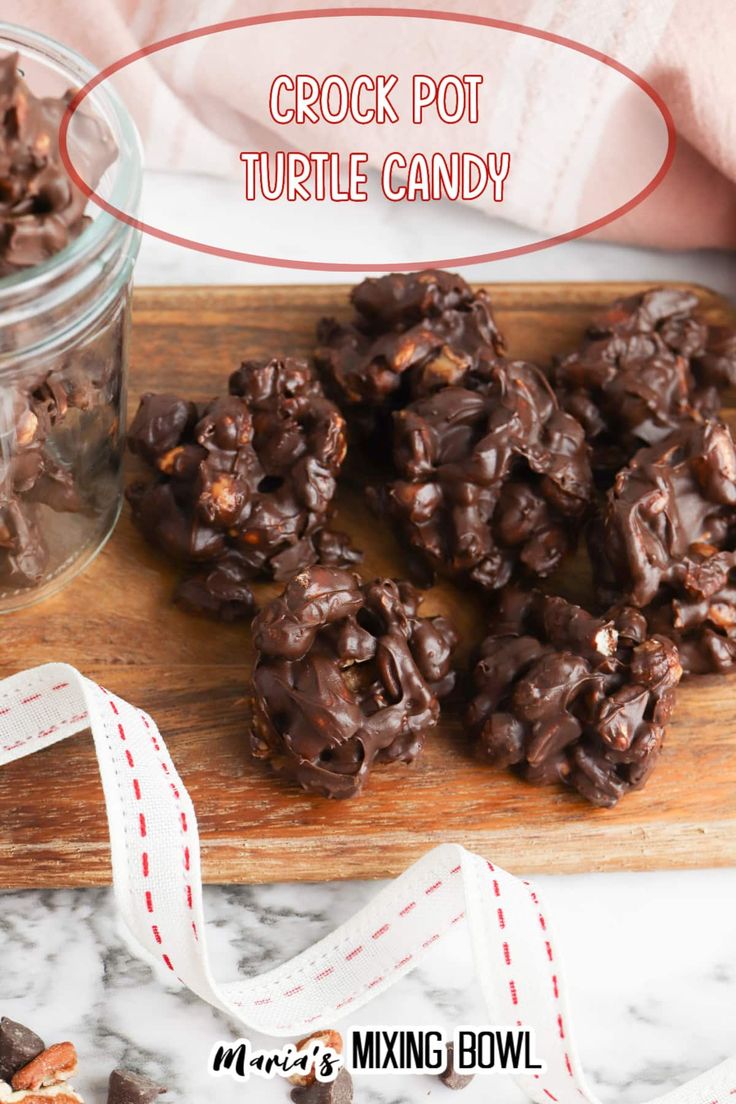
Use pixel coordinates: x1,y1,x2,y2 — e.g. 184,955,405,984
1,663,732,1104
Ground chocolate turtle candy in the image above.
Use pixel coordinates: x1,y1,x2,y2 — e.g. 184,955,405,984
551,287,736,480
126,359,350,615
467,589,682,806
378,355,593,590
315,270,504,433
251,566,457,798
0,51,115,274
592,420,736,609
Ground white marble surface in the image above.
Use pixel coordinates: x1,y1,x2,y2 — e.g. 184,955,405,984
2,172,735,1104
2,870,736,1104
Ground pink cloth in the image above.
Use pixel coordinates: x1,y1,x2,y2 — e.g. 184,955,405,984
8,0,736,251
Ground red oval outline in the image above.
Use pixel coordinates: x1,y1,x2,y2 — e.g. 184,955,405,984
59,7,676,272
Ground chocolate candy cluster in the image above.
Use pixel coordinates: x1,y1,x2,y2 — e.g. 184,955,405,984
0,52,115,275
310,272,735,804
320,271,593,591
1,334,125,593
0,1016,165,1104
551,287,736,481
127,358,355,619
466,589,682,806
251,566,457,798
378,353,592,590
594,421,736,606
0,52,121,596
126,270,736,806
592,420,736,673
315,269,504,434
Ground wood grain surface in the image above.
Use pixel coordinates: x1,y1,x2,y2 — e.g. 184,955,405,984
1,281,735,889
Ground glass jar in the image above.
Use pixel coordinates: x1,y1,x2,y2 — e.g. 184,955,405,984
0,22,142,611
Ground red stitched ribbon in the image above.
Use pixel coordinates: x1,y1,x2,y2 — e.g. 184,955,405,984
0,663,732,1104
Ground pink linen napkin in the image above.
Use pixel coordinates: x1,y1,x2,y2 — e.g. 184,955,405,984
7,0,735,251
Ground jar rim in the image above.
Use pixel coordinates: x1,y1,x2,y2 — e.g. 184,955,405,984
0,20,143,297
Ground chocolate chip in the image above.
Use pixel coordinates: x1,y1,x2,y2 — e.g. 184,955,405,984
290,1067,353,1103
439,1043,474,1091
107,1068,166,1104
0,1017,45,1082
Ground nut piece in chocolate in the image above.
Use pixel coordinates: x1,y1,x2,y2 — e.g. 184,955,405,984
551,287,736,479
251,565,458,798
126,359,350,616
316,269,504,429
592,420,736,609
466,589,682,806
378,355,593,590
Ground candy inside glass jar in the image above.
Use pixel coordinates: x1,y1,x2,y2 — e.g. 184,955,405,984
0,23,142,610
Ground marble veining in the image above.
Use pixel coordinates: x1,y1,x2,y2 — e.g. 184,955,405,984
1,171,735,1104
2,868,736,1104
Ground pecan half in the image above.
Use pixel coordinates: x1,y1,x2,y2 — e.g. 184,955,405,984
288,1030,343,1087
11,1045,77,1092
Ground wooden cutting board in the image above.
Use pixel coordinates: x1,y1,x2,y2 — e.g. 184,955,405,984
1,281,735,889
